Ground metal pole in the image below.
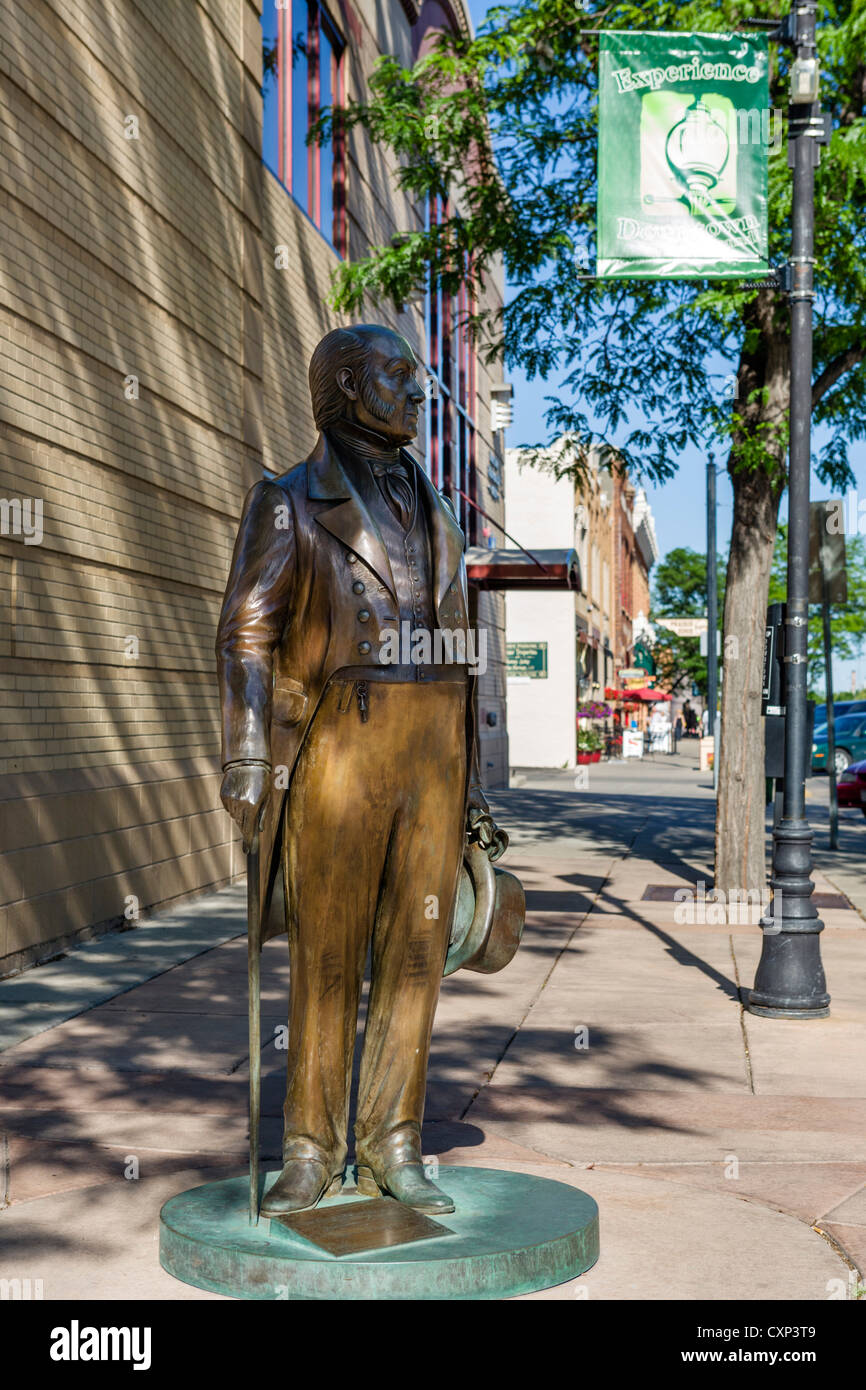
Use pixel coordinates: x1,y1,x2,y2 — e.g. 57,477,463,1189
707,461,718,778
748,0,829,1018
246,831,262,1223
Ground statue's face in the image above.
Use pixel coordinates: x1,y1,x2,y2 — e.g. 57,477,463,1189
338,331,426,446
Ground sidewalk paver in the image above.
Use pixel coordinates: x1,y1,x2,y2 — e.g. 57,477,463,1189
1,754,863,1299
0,886,246,1048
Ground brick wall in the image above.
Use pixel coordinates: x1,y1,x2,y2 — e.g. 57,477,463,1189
0,0,258,972
0,0,505,973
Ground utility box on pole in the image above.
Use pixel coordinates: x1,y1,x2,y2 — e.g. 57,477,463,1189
762,601,786,718
763,601,814,781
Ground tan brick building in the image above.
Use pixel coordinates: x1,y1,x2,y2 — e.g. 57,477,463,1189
0,0,507,974
605,467,658,680
574,453,615,701
575,444,658,694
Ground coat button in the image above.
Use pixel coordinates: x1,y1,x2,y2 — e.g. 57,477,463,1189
450,583,457,592
352,580,365,594
358,610,370,623
346,552,357,563
358,640,371,654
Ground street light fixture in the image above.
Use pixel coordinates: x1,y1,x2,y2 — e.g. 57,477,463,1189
747,0,830,1019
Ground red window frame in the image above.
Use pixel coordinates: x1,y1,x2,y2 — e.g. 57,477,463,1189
274,0,346,253
426,196,478,538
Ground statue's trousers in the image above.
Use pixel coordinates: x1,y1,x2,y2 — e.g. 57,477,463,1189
279,673,467,1175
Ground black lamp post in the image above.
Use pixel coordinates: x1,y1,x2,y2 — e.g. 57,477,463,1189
706,461,718,744
747,0,830,1018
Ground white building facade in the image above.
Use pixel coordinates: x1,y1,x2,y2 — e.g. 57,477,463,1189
504,449,579,769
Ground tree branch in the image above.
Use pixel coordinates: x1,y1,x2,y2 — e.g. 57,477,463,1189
812,346,865,407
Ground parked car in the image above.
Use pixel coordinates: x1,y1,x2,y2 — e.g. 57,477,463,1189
837,759,866,815
811,714,866,776
813,699,866,725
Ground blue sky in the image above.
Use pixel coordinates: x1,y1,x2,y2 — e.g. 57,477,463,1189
465,0,866,689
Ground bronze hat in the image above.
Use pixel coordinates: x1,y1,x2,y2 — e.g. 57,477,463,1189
444,838,525,977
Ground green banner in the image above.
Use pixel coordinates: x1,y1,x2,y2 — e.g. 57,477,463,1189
597,30,769,279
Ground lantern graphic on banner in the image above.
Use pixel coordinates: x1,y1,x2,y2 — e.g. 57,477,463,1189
665,97,730,215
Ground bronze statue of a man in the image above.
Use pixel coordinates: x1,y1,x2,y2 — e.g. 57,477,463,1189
216,324,498,1218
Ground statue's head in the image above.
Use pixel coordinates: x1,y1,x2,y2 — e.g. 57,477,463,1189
309,324,426,446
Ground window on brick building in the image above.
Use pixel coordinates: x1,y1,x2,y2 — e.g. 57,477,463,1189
262,0,346,252
424,195,477,540
621,538,630,613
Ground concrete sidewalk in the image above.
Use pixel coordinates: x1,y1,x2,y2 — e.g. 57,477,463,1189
1,754,864,1301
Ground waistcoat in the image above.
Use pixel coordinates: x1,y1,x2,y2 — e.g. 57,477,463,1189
365,465,437,638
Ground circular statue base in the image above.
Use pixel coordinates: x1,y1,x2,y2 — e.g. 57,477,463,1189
159,1166,599,1300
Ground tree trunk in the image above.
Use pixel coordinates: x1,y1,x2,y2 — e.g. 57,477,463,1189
715,290,789,897
715,466,780,896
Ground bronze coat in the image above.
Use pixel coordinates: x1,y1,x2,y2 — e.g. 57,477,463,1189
216,431,481,933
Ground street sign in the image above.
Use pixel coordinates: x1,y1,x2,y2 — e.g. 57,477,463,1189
659,617,708,637
597,30,769,279
507,641,548,679
809,500,847,605
699,630,721,656
762,602,785,716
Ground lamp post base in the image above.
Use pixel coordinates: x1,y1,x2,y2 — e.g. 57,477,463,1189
746,899,830,1019
746,997,830,1020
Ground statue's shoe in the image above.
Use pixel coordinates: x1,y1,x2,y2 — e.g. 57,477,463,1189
356,1162,455,1214
260,1159,343,1216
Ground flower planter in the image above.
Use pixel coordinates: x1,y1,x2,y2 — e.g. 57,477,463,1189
577,753,592,765
590,751,601,763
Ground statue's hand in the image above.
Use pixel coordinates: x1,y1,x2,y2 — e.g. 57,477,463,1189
467,782,490,818
220,763,270,851
466,800,508,864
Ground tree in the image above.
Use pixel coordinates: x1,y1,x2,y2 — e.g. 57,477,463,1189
651,547,725,696
769,521,866,694
654,547,725,617
317,0,866,893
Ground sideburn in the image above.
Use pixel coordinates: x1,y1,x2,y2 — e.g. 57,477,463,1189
358,365,397,423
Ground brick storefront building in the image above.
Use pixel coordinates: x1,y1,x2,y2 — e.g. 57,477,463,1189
0,0,507,974
577,443,658,691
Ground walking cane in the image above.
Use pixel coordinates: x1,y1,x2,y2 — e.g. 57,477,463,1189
245,828,261,1224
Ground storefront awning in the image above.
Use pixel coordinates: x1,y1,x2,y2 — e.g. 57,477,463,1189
465,547,581,591
605,686,672,702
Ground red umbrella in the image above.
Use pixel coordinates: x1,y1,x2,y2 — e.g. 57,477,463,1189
631,687,671,701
